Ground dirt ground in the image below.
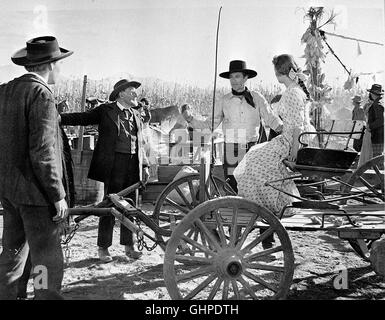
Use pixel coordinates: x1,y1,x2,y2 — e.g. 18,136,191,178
2,203,384,300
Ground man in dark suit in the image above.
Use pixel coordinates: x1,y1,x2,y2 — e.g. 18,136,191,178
60,79,150,262
0,36,72,299
366,84,384,159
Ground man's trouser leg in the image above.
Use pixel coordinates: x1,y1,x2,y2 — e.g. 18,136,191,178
97,153,140,248
0,198,64,299
0,199,29,300
17,253,32,298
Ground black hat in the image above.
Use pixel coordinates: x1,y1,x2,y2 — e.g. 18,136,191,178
367,84,384,96
109,79,141,101
219,60,257,79
11,36,73,66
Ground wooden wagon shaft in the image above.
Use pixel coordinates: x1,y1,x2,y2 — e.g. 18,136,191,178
107,193,172,238
68,207,114,216
67,206,144,237
73,181,144,223
108,207,144,238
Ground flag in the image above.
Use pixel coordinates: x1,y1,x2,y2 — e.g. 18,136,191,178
357,41,362,56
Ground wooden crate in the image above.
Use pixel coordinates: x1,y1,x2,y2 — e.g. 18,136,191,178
71,150,104,205
141,181,169,204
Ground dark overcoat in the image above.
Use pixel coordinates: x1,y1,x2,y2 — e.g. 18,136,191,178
60,102,149,183
0,74,65,206
368,98,384,144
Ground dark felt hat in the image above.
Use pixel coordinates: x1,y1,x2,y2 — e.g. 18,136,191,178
219,60,257,79
109,79,141,101
11,36,73,66
367,84,384,96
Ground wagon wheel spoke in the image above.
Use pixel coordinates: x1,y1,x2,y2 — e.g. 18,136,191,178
243,270,278,293
238,276,258,299
214,211,227,247
236,214,259,250
358,176,384,199
245,246,283,262
194,219,222,251
175,255,213,268
372,165,385,192
245,263,285,273
228,206,240,247
176,265,214,282
180,234,216,257
187,180,198,207
207,277,223,300
186,227,195,239
174,186,194,210
165,198,189,214
209,176,223,197
199,228,212,255
231,280,241,300
222,279,230,300
184,273,217,300
241,227,274,253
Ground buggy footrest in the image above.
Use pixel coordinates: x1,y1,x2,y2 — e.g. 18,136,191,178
291,201,340,210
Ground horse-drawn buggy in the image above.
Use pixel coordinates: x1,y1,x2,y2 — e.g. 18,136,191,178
68,119,384,300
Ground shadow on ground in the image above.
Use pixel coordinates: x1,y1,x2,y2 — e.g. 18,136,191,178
288,265,385,300
62,262,167,300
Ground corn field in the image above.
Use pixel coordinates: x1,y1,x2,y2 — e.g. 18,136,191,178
53,76,369,116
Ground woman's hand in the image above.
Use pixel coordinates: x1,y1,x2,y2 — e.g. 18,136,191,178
287,153,297,162
142,167,150,184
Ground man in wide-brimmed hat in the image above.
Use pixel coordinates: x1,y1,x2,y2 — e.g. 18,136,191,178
60,79,150,262
183,60,282,192
0,36,73,299
182,59,282,249
366,84,384,158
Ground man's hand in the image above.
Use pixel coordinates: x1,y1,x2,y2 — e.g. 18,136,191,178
53,198,68,223
140,98,150,109
142,167,150,184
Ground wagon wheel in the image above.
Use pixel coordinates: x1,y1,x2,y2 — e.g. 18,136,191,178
163,196,294,300
340,155,384,261
153,173,236,250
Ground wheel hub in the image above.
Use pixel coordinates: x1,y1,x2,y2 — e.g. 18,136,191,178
226,261,243,277
215,250,244,279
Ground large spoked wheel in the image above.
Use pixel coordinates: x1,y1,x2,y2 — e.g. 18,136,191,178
341,155,384,261
341,154,384,204
163,196,294,300
153,173,235,250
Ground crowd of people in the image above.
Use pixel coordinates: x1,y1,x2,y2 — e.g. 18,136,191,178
0,35,383,300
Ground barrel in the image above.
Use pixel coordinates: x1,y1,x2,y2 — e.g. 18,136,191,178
71,150,104,205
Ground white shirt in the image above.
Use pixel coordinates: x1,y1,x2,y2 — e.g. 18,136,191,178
116,101,131,112
190,90,282,143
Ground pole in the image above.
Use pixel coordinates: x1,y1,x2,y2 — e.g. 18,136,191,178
78,75,88,153
210,7,222,173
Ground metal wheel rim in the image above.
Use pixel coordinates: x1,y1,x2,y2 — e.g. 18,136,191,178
153,174,234,249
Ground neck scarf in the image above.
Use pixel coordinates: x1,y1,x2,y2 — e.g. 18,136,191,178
231,87,255,108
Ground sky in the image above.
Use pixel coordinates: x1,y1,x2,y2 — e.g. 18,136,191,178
0,0,384,89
